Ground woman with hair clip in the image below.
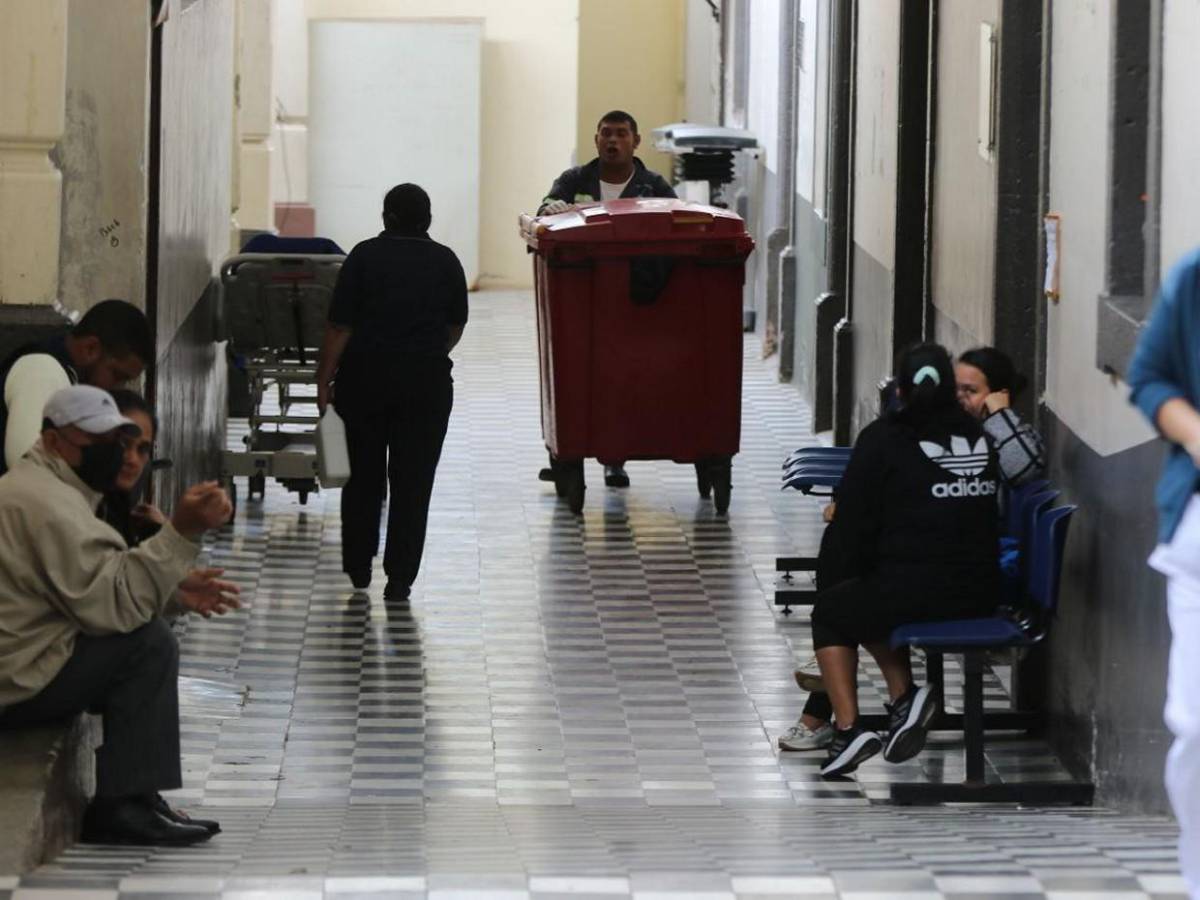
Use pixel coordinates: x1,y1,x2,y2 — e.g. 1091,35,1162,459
800,343,1003,777
781,344,1043,753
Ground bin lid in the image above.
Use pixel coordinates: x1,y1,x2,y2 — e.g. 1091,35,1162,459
519,198,752,249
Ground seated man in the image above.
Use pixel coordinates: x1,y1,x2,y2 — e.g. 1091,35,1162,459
2,298,152,476
0,385,235,846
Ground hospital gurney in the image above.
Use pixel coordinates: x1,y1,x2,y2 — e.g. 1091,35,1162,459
219,235,345,509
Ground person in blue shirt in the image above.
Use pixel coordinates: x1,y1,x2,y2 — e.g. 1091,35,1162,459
1128,247,1200,898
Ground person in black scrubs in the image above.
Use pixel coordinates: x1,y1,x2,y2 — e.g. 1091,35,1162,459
315,184,468,601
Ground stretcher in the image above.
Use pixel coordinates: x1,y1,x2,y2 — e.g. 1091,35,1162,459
218,235,345,508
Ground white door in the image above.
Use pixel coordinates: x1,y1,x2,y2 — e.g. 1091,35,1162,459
309,20,482,285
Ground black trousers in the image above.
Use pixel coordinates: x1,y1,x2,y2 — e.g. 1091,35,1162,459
0,619,181,798
338,363,453,588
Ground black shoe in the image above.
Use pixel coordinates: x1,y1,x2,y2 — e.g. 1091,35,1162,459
383,580,410,602
819,723,882,777
151,793,220,835
604,465,630,488
883,683,939,763
82,797,212,846
348,568,371,591
538,467,556,483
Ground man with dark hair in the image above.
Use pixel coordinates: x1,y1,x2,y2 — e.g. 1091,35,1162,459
315,182,468,601
537,110,677,489
1,299,153,475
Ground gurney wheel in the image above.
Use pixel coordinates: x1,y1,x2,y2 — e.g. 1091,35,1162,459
249,472,266,500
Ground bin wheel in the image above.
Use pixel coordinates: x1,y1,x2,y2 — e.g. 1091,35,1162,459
556,461,585,514
250,472,266,500
695,463,712,499
711,460,732,515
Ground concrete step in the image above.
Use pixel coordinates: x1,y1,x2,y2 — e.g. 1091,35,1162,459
0,714,97,874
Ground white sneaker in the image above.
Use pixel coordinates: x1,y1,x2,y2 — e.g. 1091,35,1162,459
793,658,825,693
778,719,834,751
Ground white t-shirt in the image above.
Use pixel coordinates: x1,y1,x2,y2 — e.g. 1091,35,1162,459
600,173,634,201
4,354,72,469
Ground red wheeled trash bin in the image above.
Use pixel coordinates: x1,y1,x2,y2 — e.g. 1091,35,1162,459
519,198,755,514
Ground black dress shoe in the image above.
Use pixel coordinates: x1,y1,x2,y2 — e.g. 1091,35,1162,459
383,580,410,602
151,793,220,835
348,568,371,590
82,797,212,846
604,465,630,488
538,466,556,482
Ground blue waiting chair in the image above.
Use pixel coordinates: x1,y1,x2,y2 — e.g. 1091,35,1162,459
886,504,1094,805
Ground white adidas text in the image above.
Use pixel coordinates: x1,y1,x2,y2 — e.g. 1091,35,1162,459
931,477,998,498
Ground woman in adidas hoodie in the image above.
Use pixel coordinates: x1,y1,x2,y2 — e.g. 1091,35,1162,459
812,343,1002,778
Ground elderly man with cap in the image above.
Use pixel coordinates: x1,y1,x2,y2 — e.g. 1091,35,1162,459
0,385,234,846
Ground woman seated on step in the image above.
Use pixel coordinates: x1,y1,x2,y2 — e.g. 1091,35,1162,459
786,343,1003,778
781,344,1043,755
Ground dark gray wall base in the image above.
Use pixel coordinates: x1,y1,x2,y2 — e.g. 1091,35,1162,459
1041,407,1172,813
1096,293,1146,379
152,281,226,512
0,305,72,363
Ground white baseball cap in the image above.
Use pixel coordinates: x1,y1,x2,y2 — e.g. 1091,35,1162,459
43,385,139,436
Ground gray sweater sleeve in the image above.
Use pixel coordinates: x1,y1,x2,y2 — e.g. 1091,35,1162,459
982,407,1046,487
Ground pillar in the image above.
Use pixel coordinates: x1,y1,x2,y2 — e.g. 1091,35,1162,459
0,1,68,306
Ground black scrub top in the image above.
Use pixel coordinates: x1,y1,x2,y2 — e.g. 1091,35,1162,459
328,232,469,365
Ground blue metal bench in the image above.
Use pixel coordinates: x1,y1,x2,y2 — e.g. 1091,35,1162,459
887,504,1094,805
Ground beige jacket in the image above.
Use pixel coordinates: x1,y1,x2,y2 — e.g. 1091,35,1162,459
0,441,199,707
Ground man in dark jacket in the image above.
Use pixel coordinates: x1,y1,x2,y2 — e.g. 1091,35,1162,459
538,110,676,489
0,299,152,476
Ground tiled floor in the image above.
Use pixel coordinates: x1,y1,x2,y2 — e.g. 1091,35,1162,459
8,292,1184,898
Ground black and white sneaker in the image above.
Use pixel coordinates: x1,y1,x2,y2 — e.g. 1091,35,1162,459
883,683,939,763
819,724,882,777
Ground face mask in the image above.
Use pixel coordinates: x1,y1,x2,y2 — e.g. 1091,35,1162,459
73,441,126,492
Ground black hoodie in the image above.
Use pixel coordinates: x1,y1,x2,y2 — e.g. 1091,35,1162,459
831,406,1002,589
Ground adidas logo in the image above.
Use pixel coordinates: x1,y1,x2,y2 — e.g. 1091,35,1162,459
932,478,997,498
921,436,996,499
920,436,989,477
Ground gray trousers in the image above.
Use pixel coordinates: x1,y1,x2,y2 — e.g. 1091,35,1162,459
0,618,182,799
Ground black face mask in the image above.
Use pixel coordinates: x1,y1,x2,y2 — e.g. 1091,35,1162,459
73,441,126,493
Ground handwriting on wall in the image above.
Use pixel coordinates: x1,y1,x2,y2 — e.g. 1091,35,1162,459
99,219,120,248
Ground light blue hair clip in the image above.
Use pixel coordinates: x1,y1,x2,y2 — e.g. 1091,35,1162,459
913,365,941,387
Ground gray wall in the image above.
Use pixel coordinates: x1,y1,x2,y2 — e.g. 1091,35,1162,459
151,0,235,506
848,0,900,433
57,0,151,316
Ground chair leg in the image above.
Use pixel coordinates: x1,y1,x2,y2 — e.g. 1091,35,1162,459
925,651,946,718
963,650,986,784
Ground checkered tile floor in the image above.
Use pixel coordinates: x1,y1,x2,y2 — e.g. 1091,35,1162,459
8,292,1183,898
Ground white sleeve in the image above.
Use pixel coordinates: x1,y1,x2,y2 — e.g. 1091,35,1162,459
4,354,72,469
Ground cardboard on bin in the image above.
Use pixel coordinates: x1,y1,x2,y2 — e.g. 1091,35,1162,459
519,198,754,257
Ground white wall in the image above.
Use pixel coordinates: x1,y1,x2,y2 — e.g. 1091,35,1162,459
1160,0,1200,274
852,0,898,270
291,0,579,288
795,0,822,205
684,0,719,124
1045,0,1151,455
308,20,481,279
